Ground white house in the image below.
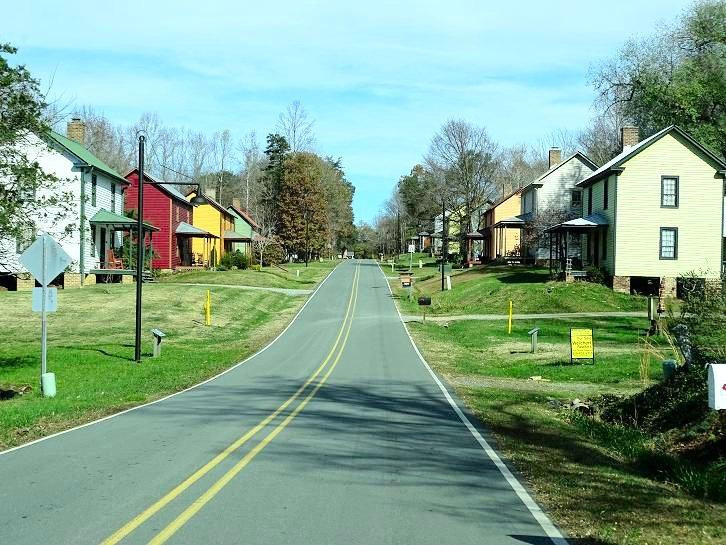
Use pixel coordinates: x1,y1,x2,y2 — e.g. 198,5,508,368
0,118,133,290
493,148,597,260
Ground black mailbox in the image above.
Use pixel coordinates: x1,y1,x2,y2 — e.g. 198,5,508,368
418,296,432,306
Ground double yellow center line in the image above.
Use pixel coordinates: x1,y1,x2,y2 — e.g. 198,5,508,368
102,264,360,544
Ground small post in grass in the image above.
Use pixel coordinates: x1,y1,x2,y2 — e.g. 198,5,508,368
528,327,540,353
204,290,212,326
418,295,431,323
508,300,513,334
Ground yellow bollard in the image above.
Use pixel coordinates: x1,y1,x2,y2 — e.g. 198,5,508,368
205,290,211,326
508,300,513,334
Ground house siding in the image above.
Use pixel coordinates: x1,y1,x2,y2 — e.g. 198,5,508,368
485,192,521,258
1,133,125,277
613,132,723,279
582,173,617,273
124,172,193,269
188,196,234,265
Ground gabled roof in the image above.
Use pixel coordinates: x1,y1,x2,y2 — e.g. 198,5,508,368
125,169,193,207
577,125,726,188
186,190,234,218
227,205,261,230
48,131,129,184
521,151,598,192
486,186,525,212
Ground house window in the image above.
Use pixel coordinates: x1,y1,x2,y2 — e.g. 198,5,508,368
110,183,116,211
587,186,593,215
603,178,609,210
91,174,97,206
571,190,582,208
659,227,678,259
90,226,96,257
661,176,679,207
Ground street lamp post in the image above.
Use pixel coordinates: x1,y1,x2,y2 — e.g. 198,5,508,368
134,136,145,362
133,135,206,362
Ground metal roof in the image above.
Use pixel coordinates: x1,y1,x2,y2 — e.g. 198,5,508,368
89,209,159,232
223,230,252,242
545,213,609,233
48,131,129,184
577,125,726,188
175,222,216,237
227,205,261,230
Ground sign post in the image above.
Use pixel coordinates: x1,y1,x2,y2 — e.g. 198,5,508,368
20,234,72,396
407,243,415,272
570,328,595,364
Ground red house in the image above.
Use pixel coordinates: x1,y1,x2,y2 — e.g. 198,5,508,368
124,169,195,270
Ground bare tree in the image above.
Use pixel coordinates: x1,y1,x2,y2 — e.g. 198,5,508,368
277,101,315,152
237,131,263,211
426,119,500,261
211,129,232,200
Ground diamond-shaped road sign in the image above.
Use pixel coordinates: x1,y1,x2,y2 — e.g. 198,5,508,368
19,234,72,287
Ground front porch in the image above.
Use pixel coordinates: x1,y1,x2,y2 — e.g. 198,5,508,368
545,213,609,282
89,210,160,281
176,222,218,268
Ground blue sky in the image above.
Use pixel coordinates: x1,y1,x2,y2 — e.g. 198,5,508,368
2,0,687,223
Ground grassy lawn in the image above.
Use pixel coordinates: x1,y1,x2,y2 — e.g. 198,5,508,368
459,387,725,545
160,259,339,289
406,314,724,544
393,264,646,315
0,283,304,450
410,317,672,386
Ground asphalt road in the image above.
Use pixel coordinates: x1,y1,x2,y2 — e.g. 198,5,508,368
0,260,565,545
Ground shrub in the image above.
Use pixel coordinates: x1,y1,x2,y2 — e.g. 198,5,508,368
220,250,249,270
586,265,607,285
250,264,261,272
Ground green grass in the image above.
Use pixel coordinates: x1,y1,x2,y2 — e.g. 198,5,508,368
410,317,674,385
395,264,646,315
458,387,725,545
405,304,723,543
0,283,303,450
160,259,339,289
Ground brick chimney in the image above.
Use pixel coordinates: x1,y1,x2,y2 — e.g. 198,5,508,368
621,126,640,151
232,198,241,210
66,117,86,145
548,148,561,169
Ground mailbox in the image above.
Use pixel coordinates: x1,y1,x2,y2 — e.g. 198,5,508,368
400,273,413,288
418,296,431,306
708,364,726,410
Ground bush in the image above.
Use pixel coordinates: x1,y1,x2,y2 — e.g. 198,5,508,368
586,265,607,285
220,250,249,270
250,264,261,272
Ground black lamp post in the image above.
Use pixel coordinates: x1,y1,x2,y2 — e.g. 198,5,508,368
134,135,205,362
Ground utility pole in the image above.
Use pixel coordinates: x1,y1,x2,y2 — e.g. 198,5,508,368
134,135,145,363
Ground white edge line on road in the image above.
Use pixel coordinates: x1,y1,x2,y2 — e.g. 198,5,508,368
0,263,342,457
376,262,568,545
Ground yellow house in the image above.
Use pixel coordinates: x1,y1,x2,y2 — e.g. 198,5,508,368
481,188,523,260
186,191,235,267
557,125,725,295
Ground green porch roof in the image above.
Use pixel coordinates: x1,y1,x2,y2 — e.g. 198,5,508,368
89,209,160,232
48,131,128,184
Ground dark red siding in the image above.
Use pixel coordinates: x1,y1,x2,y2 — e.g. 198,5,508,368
124,170,193,269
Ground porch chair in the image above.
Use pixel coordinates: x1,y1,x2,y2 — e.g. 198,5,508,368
106,249,124,269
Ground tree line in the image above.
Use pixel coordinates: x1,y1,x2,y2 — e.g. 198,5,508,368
0,43,356,264
357,0,725,261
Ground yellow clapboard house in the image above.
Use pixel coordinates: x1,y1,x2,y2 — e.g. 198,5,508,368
186,191,235,267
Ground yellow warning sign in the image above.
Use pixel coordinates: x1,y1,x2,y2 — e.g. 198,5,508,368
570,328,594,362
